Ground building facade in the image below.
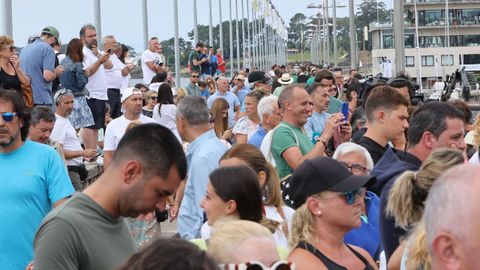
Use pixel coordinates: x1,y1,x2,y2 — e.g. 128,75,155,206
370,0,480,88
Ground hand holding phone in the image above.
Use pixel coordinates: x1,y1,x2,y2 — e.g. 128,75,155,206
341,102,349,123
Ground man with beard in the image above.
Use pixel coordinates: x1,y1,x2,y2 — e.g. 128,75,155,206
50,90,98,190
33,123,187,270
80,24,112,151
0,90,74,270
103,87,157,169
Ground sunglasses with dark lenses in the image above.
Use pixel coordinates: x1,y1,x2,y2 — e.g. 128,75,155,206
1,112,18,122
192,75,199,78
151,96,157,100
342,188,366,205
220,261,294,270
9,46,15,52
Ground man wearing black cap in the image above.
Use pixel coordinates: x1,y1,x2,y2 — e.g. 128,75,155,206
248,71,272,95
20,26,65,107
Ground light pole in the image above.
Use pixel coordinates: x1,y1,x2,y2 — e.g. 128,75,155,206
235,0,241,71
394,0,405,74
2,0,13,37
193,0,198,44
173,0,181,87
349,0,356,69
246,0,251,69
141,0,148,50
229,0,234,75
93,0,102,50
209,0,213,47
241,0,246,70
219,0,223,57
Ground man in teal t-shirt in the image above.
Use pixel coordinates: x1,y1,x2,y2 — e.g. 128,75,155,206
0,90,74,270
271,84,332,179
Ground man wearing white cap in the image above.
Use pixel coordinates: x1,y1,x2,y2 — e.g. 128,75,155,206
103,87,157,168
232,74,249,105
273,73,294,97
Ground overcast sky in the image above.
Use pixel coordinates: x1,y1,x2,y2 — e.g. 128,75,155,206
0,0,392,51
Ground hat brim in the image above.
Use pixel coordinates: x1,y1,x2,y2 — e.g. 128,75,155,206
329,174,376,193
278,78,294,85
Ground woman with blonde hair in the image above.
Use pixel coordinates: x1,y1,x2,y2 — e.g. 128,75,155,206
219,144,294,248
141,90,157,118
210,98,233,142
386,148,465,270
174,87,188,105
0,35,30,94
287,157,377,270
209,220,293,269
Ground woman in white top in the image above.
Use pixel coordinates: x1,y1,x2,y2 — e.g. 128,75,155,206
217,144,294,248
152,83,181,142
232,90,264,144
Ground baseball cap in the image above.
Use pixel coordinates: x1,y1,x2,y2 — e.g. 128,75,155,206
248,71,268,84
41,26,59,40
121,87,143,103
284,157,376,209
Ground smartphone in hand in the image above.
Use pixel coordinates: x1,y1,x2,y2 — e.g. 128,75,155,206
341,102,349,123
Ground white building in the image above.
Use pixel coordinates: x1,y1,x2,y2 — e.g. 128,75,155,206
370,0,480,88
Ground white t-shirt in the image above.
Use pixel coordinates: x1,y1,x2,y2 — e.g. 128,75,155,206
103,114,158,151
141,49,162,84
83,47,108,100
105,53,125,89
152,103,181,142
50,114,83,166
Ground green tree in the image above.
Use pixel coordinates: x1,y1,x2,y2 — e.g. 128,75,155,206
356,0,390,51
288,13,307,49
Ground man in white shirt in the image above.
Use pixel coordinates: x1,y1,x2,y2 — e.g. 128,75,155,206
103,87,157,168
103,35,132,119
80,24,113,151
141,37,165,84
50,90,98,190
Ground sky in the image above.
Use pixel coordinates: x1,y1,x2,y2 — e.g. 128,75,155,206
0,0,392,52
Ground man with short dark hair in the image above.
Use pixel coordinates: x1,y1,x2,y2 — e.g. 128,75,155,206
141,37,165,84
34,123,187,270
373,101,467,261
314,70,342,114
20,26,65,107
357,85,410,165
0,90,74,270
176,96,228,239
185,71,200,96
27,106,66,165
188,42,207,73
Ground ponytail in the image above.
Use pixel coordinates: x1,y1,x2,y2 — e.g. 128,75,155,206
386,171,422,229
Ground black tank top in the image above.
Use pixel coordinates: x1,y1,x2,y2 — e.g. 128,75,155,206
297,241,375,270
0,62,21,91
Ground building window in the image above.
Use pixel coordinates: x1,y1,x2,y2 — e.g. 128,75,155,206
421,55,434,67
383,35,393,49
441,55,454,66
405,56,415,67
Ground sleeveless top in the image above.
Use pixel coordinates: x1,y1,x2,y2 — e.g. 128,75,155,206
297,241,375,270
0,62,21,91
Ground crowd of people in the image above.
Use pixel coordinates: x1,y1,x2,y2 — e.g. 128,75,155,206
1,24,480,270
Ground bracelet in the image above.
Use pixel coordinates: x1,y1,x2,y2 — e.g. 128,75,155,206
319,139,328,148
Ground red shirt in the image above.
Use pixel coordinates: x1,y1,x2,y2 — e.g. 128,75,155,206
217,54,225,73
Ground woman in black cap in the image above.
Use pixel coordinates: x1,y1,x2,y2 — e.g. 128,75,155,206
286,157,378,270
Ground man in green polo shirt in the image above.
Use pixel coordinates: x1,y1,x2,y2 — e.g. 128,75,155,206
272,84,338,179
188,42,207,73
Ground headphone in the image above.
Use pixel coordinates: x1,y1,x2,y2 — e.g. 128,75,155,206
388,77,419,98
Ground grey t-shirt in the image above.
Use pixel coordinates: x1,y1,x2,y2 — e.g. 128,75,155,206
33,193,135,270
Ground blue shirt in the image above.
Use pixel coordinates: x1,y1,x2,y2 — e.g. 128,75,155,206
304,111,331,141
248,125,267,148
0,140,74,270
207,91,241,128
200,89,210,99
344,191,382,260
177,130,228,240
20,39,56,105
233,85,250,106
